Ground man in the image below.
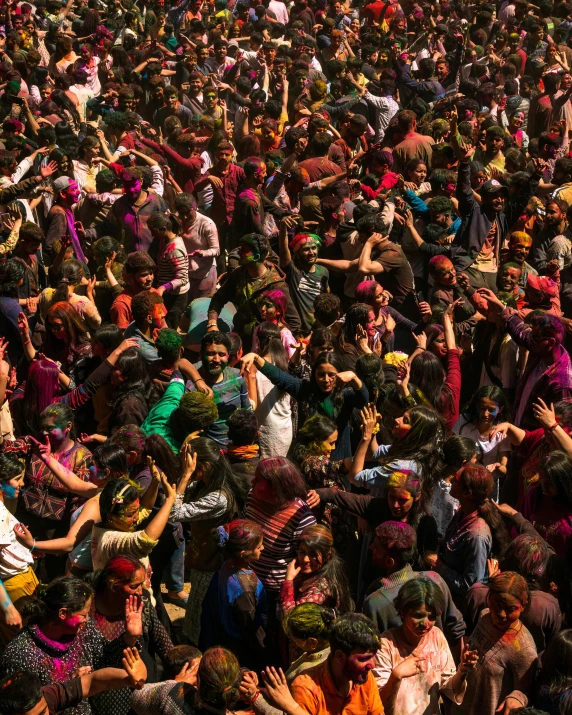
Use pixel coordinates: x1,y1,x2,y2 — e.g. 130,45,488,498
392,110,435,175
69,68,94,124
506,231,538,290
363,521,466,656
356,79,399,142
291,613,383,715
480,289,572,430
530,198,572,272
181,71,205,116
399,57,445,106
208,233,301,346
176,193,219,300
154,85,193,130
0,649,146,715
528,72,572,139
279,218,329,332
474,125,507,172
45,176,85,261
357,214,415,309
110,251,156,330
124,290,168,364
185,331,251,446
298,132,344,182
205,39,235,78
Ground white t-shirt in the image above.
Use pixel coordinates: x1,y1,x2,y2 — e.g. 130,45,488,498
0,502,34,579
452,417,511,467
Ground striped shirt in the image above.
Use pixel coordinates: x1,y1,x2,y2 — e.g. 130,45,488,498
244,496,316,594
156,236,190,295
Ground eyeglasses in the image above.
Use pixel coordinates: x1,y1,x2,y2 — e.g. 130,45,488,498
47,322,65,331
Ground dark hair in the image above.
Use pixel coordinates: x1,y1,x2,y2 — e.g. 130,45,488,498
201,331,232,355
313,293,340,326
125,251,156,275
460,385,511,425
51,259,85,304
329,613,380,655
0,454,23,483
394,576,445,618
91,554,144,594
539,451,572,505
186,437,249,509
340,303,372,351
289,414,338,466
196,648,241,711
410,350,458,417
163,645,203,680
374,521,417,569
228,409,258,446
489,571,530,609
255,321,288,370
44,302,90,359
92,443,128,479
23,576,93,624
500,534,551,588
170,392,219,443
222,518,263,558
536,629,572,715
99,477,141,523
131,291,164,325
442,435,477,470
111,349,160,417
0,259,26,298
0,672,43,714
253,457,307,507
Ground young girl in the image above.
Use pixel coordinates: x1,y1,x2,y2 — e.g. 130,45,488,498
453,386,511,501
401,158,430,195
374,577,477,715
201,519,267,669
252,288,297,358
38,259,101,330
454,572,537,715
246,322,292,459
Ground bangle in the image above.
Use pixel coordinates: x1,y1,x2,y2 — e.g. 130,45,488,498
31,539,36,551
22,340,31,346
548,422,560,432
243,691,260,705
195,378,206,384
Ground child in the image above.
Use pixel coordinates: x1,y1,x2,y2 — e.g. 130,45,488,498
200,519,267,670
252,288,297,358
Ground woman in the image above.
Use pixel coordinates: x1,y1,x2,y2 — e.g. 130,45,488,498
431,435,476,539
453,385,511,501
246,322,292,458
173,438,249,646
428,465,510,598
288,328,335,381
106,349,161,431
505,110,529,150
402,158,430,195
240,351,368,460
0,577,142,715
453,572,537,715
335,302,379,372
374,578,476,715
281,525,352,628
88,555,173,715
252,289,297,359
535,629,572,713
39,259,101,330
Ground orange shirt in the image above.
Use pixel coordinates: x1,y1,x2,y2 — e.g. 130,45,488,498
291,659,384,715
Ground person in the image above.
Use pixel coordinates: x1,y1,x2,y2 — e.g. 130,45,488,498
374,577,477,715
110,251,156,330
535,630,572,713
451,572,538,715
290,612,384,715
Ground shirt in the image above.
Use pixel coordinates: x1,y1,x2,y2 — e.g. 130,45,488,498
43,678,84,715
291,659,383,715
284,261,329,332
0,501,34,579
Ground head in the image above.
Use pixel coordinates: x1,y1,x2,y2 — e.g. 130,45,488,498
394,577,445,642
463,385,510,426
200,331,231,379
405,158,427,186
39,403,74,448
442,435,478,473
251,457,307,507
121,168,144,202
170,391,219,444
509,231,533,264
131,291,167,332
25,577,93,636
0,454,24,501
371,521,417,572
545,199,567,226
89,443,128,487
450,463,493,505
239,233,270,266
385,470,422,521
428,255,456,287
499,535,551,589
499,262,522,292
538,451,572,504
328,613,380,685
196,648,241,712
243,156,267,186
289,232,320,268
487,572,529,631
258,288,288,325
123,251,156,292
163,645,203,681
292,414,338,462
94,554,145,600
221,519,264,563
311,352,345,395
99,478,142,532
284,603,335,654
313,294,341,328
529,312,564,358
295,524,335,575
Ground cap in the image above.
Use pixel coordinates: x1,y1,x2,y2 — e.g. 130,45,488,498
53,176,73,193
481,179,508,196
527,273,559,297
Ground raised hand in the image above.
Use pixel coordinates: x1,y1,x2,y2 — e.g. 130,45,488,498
532,398,557,428
181,443,198,480
122,647,147,689
40,161,58,178
360,403,378,439
147,455,161,483
285,557,301,581
17,312,29,338
305,490,320,509
460,644,479,672
413,331,428,350
175,659,200,685
124,594,143,639
28,434,51,460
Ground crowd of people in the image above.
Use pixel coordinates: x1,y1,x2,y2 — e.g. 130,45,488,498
1,0,572,713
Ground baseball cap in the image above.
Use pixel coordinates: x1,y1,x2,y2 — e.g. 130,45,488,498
481,179,508,196
53,176,73,193
527,273,559,298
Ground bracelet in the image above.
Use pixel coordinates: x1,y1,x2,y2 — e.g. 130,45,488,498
31,539,36,551
22,340,31,346
548,422,560,432
243,691,261,705
195,378,206,384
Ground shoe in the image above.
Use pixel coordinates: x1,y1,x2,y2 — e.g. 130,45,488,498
165,592,189,607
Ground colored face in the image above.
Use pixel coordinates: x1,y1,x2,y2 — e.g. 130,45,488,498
366,311,376,339
65,181,81,204
320,429,338,455
42,417,70,447
297,542,324,574
530,325,555,357
429,333,447,358
500,266,521,291
217,148,233,169
371,538,391,568
488,591,524,630
61,598,92,635
298,240,318,265
112,499,140,531
340,649,377,684
252,474,276,502
487,134,505,153
402,603,437,641
392,411,412,439
80,46,92,61
387,487,415,519
202,343,229,377
510,237,531,262
124,178,142,202
150,303,167,329
239,242,259,265
117,568,145,598
479,397,500,424
259,299,278,322
167,94,178,109
315,364,338,393
511,112,525,128
435,259,456,286
1,474,24,499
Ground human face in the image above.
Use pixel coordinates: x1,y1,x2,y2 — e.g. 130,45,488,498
0,473,24,500
488,193,505,213
215,45,227,61
253,164,267,185
205,92,217,109
409,163,427,185
321,429,338,455
315,363,338,393
297,542,324,574
23,238,42,256
198,47,209,63
387,487,415,519
47,316,66,340
134,267,154,290
189,77,202,95
545,202,564,226
245,538,264,562
65,181,81,204
339,649,377,684
510,236,531,263
59,598,92,635
530,325,555,358
216,148,233,170
80,46,92,62
298,240,318,266
150,302,167,329
401,603,436,642
202,342,229,377
539,469,559,497
111,499,140,531
511,112,525,129
436,259,456,286
562,73,572,90
500,266,521,291
435,61,448,81
366,311,376,339
239,242,258,265
371,538,391,569
116,568,145,598
167,93,178,110
124,178,142,202
392,410,412,439
259,298,278,322
488,591,524,630
479,397,500,424
487,134,505,154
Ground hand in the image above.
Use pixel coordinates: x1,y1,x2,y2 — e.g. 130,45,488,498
360,403,379,440
418,301,432,323
161,472,177,501
487,557,500,579
79,433,103,445
13,523,34,549
209,175,223,189
393,655,426,680
86,275,97,300
181,443,197,479
397,361,410,390
261,667,298,712
28,434,51,461
17,312,29,338
444,297,463,320
532,398,557,428
496,696,524,715
280,215,300,230
175,659,200,685
239,670,259,701
476,287,503,308
385,312,396,334
485,463,501,473
124,594,143,639
40,160,58,178
355,324,370,353
122,647,147,690
366,232,386,246
403,208,414,228
117,338,140,354
532,157,547,175
336,370,358,386
239,352,259,375
285,558,301,581
456,141,476,163
306,489,321,509
489,422,510,441
413,332,427,350
104,251,117,271
490,500,518,518
74,221,85,239
457,272,470,291
3,604,22,630
460,644,479,672
26,297,38,315
73,666,93,678
0,337,8,364
147,456,161,483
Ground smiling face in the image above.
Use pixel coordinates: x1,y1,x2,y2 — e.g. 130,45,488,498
392,410,412,439
320,429,338,455
487,591,524,630
296,541,324,574
202,342,229,378
401,603,437,642
59,597,92,635
110,499,140,532
1,473,24,500
338,649,377,684
500,265,521,291
115,567,145,599
63,180,81,205
509,234,532,263
408,162,427,185
297,240,318,266
259,298,278,323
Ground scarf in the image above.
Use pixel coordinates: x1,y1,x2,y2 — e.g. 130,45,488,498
65,208,86,263
226,444,259,461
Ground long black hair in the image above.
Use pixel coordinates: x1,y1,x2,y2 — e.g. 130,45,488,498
0,259,25,298
535,629,572,715
256,321,288,371
51,259,85,305
300,352,347,421
288,414,338,466
460,384,512,425
111,349,160,419
186,437,249,511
